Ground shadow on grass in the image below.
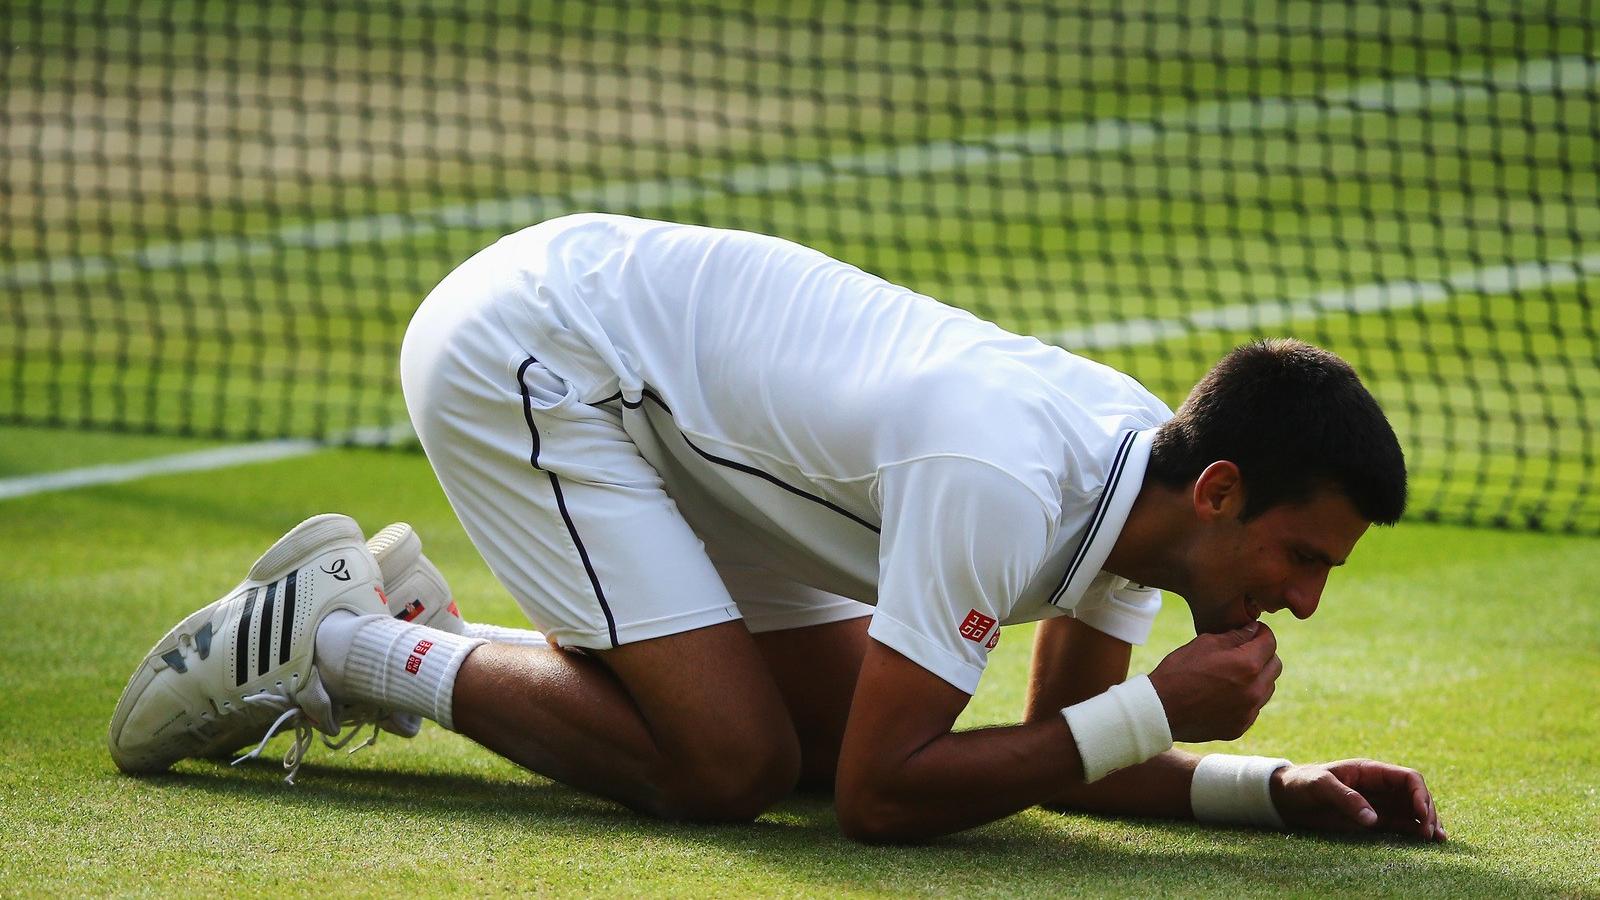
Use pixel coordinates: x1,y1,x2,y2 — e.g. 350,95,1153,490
143,757,1545,897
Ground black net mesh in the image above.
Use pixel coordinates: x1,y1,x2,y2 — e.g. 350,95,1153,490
3,1,1597,531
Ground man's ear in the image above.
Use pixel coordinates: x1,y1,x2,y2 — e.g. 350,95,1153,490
1192,460,1244,522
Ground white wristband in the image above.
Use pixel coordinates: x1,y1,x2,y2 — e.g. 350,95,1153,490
1190,754,1292,828
1060,674,1173,783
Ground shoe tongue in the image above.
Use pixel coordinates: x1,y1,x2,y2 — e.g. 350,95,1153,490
298,668,343,736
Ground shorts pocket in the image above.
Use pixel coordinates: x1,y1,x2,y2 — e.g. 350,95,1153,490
513,355,581,414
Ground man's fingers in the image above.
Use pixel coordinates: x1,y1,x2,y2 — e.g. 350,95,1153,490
1260,653,1283,685
1408,771,1433,837
1223,620,1262,646
1255,658,1280,709
1241,621,1278,663
1409,771,1445,841
1357,762,1439,840
1343,762,1445,841
1309,762,1447,841
1317,774,1378,827
1378,810,1435,840
1248,654,1282,716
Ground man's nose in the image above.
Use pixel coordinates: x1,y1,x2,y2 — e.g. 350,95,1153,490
1283,572,1328,619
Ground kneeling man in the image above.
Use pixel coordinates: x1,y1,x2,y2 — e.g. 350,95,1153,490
110,214,1443,843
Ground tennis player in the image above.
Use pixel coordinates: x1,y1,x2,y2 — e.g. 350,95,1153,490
110,214,1443,842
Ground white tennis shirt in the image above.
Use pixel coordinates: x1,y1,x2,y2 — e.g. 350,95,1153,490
492,214,1173,693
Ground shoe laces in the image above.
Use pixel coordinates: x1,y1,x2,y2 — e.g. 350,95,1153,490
229,691,388,784
231,690,317,784
326,711,384,755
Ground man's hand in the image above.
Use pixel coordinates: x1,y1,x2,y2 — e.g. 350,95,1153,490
1271,759,1445,841
1148,621,1281,742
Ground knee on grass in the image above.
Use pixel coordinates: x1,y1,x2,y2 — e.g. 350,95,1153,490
650,732,802,822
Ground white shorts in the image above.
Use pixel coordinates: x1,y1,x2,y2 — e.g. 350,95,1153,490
399,257,873,650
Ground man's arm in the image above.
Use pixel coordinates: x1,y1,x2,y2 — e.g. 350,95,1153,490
834,622,1278,843
1025,615,1200,819
1024,616,1445,839
1026,614,1132,712
833,638,1089,842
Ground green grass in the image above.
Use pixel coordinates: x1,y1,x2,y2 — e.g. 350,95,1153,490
0,429,1596,896
0,423,222,477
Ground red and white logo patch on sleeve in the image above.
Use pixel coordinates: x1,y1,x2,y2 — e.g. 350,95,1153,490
959,609,997,643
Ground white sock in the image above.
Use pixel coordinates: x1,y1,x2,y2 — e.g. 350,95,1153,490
314,610,365,688
462,622,550,649
315,611,485,731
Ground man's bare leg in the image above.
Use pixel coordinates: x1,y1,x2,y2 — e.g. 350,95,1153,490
751,617,872,789
450,620,802,821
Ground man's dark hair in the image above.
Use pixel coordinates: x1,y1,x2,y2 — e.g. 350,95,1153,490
1148,338,1407,524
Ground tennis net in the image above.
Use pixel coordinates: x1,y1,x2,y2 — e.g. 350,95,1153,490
3,1,1596,531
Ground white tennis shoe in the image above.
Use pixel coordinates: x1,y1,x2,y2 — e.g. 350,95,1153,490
107,513,391,781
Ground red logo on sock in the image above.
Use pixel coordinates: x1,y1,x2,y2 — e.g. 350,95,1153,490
402,640,435,675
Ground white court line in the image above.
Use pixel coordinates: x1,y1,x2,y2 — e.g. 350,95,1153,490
1046,254,1600,350
0,440,318,501
0,423,411,501
6,251,1598,502
2,54,1591,290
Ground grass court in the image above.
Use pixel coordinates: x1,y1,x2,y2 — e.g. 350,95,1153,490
1,1,1597,895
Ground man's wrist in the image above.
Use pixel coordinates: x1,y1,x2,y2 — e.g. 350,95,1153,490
1191,754,1292,828
1061,674,1174,782
1269,765,1290,807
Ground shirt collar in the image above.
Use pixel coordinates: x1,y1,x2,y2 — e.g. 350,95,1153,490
1049,427,1155,608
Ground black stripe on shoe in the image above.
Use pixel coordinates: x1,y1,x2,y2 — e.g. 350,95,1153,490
195,621,214,660
278,570,298,665
257,580,278,677
235,586,259,686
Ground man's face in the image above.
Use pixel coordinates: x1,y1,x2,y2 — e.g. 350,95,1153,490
1183,489,1371,634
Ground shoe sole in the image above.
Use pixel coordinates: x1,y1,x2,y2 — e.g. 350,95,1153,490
107,514,368,774
366,521,460,634
367,522,420,582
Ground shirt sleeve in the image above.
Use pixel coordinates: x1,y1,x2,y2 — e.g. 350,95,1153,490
1069,576,1163,645
868,457,1055,694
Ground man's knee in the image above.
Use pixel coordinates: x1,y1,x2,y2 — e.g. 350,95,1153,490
652,730,802,822
598,620,807,821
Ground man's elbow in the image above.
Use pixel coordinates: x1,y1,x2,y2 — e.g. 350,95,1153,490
835,786,926,844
